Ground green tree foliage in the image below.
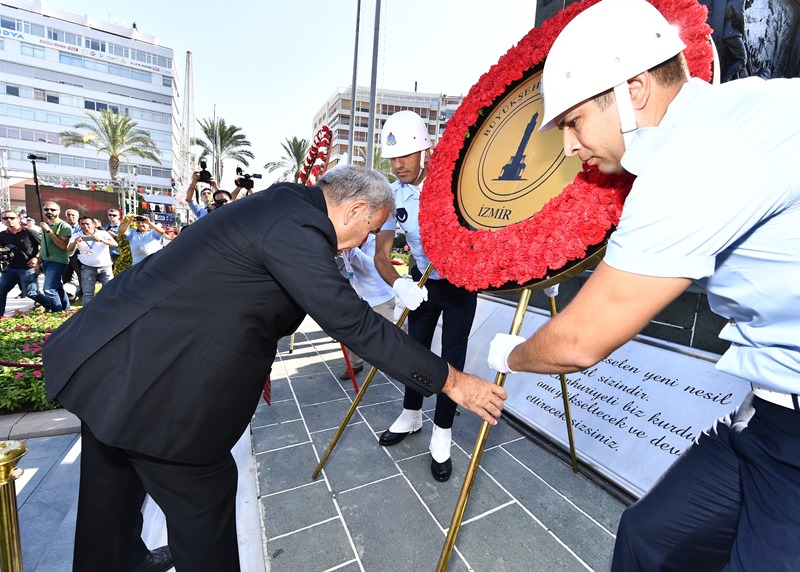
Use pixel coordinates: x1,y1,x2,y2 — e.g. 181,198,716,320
194,117,255,182
59,109,162,183
264,136,309,183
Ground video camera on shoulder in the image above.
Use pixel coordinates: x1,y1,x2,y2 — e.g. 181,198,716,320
235,167,262,191
199,159,212,183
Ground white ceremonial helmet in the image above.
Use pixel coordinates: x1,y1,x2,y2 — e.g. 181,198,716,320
381,110,432,160
540,0,686,145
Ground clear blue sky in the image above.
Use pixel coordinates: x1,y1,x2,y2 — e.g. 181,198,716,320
39,0,539,187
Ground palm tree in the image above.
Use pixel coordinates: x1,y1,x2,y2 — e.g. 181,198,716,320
194,117,255,182
59,109,162,182
264,136,309,183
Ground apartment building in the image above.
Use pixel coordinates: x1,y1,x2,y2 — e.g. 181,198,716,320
312,86,462,165
0,0,179,210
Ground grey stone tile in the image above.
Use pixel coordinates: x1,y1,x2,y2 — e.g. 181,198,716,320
16,434,80,508
291,372,349,405
250,396,300,428
252,418,309,454
27,498,77,572
337,476,469,572
261,480,338,539
256,443,321,496
266,518,355,572
345,375,405,406
18,456,80,571
282,357,333,379
397,445,513,526
480,447,619,571
311,422,401,492
501,437,627,534
456,503,588,572
300,397,354,435
451,413,527,452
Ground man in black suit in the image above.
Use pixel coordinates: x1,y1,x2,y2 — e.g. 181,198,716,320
43,165,506,572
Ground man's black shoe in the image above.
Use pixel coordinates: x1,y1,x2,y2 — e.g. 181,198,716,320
431,457,452,482
340,364,363,379
132,546,173,572
378,427,420,446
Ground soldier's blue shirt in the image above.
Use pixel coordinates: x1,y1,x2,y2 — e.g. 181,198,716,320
606,77,800,393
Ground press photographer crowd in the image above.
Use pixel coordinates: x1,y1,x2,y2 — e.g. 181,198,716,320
0,160,262,315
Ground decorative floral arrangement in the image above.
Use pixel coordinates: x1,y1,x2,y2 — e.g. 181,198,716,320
419,0,712,291
298,125,333,186
0,308,74,412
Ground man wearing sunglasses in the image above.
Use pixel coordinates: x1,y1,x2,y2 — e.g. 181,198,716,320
0,210,40,316
104,209,121,264
37,201,72,312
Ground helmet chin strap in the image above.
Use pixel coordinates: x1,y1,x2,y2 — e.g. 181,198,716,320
419,149,426,171
613,81,638,149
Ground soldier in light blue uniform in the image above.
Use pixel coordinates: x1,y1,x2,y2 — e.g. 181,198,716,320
373,110,478,482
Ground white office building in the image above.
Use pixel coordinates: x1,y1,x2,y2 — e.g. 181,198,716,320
0,0,179,210
313,86,463,166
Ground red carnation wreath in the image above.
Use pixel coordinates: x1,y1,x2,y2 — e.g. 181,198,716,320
420,0,713,291
299,125,333,186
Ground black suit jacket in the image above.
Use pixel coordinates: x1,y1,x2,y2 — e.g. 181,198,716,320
43,184,448,464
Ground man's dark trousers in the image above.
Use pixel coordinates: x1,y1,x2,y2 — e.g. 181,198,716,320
403,266,477,428
75,423,240,572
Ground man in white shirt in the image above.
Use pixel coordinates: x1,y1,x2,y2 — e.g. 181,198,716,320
67,216,117,306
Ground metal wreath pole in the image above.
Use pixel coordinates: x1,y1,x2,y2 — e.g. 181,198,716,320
546,288,579,473
436,287,532,572
312,263,434,480
0,440,28,572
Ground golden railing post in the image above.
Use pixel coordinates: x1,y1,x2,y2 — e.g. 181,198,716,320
436,287,532,572
312,264,435,480
0,440,28,572
546,290,580,474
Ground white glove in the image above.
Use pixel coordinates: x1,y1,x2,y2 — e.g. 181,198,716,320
488,333,527,374
543,284,559,298
392,276,428,311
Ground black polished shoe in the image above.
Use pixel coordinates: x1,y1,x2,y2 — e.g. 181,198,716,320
133,546,173,572
340,364,363,379
378,427,420,446
431,457,452,482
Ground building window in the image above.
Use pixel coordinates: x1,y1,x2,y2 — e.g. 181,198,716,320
162,76,172,88
46,94,59,104
130,69,152,83
1,17,19,31
6,85,19,97
47,29,64,42
34,88,45,101
21,44,45,59
85,38,105,52
25,22,45,36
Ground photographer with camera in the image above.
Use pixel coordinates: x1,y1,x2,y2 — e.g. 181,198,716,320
67,216,117,306
118,213,165,265
0,210,40,316
184,164,242,221
234,166,262,197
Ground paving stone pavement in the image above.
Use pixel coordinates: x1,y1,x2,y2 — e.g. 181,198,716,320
7,302,627,571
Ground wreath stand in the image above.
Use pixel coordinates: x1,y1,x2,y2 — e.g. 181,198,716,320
312,263,434,480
